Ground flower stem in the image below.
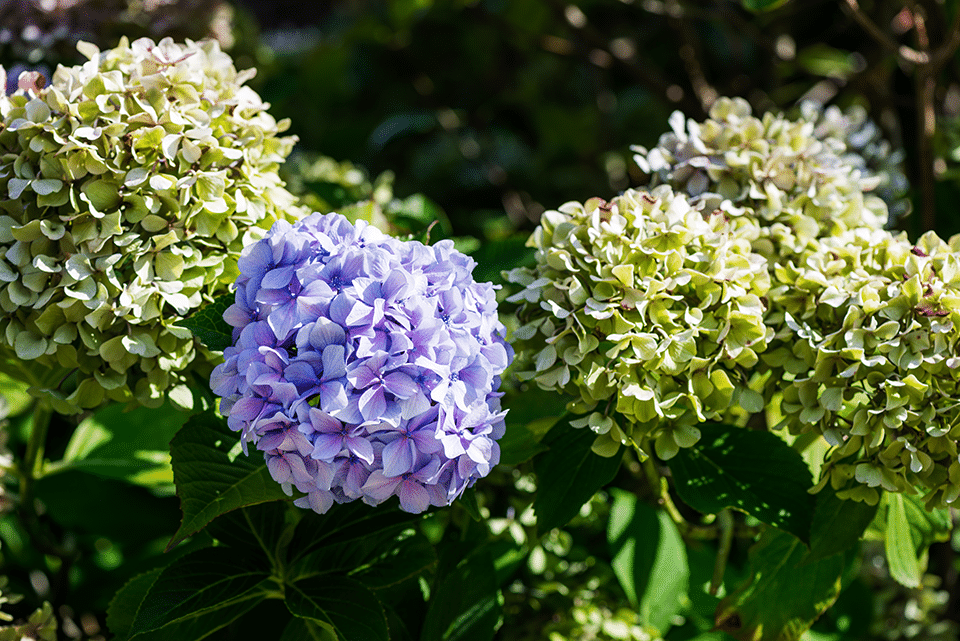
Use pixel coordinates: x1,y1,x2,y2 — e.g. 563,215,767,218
641,453,686,528
20,399,52,508
710,509,734,595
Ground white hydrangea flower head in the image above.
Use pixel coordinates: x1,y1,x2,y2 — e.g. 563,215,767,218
506,186,772,458
632,97,889,259
766,227,960,508
0,37,304,413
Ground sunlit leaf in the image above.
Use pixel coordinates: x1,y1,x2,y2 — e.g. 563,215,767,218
607,489,688,633
715,528,850,641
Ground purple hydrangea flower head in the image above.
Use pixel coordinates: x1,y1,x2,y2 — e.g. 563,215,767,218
212,212,513,514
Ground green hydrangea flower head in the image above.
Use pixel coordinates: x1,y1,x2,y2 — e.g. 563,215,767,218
766,227,960,508
799,101,911,225
632,97,889,259
0,37,303,413
506,186,771,458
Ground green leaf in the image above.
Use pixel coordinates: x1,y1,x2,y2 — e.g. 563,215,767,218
533,420,623,532
715,528,849,641
287,501,422,575
866,492,951,587
668,423,815,543
420,549,499,641
497,387,563,466
286,576,389,641
807,485,878,562
741,0,789,11
884,493,922,588
106,568,163,639
607,489,688,633
167,411,291,550
459,487,482,521
34,471,180,541
54,400,191,490
125,547,270,640
352,530,437,589
204,502,296,565
177,294,234,352
280,618,337,641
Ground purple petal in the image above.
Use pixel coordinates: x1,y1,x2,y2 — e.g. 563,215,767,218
381,438,415,477
321,344,346,380
311,434,344,461
361,470,400,502
345,435,375,465
397,479,430,513
383,371,417,399
261,266,296,289
359,387,387,421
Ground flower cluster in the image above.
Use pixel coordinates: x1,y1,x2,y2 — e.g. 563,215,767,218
505,186,771,458
632,97,889,259
766,227,960,508
800,101,911,225
211,212,512,514
0,37,301,412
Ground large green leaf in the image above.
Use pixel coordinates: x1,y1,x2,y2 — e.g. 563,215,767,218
420,548,499,641
52,400,192,490
34,471,180,541
124,547,271,640
807,485,878,562
352,530,437,589
533,421,623,532
106,568,164,639
177,294,234,352
286,576,389,641
204,502,296,566
607,489,688,634
668,423,815,542
167,412,291,550
287,501,422,577
715,528,850,641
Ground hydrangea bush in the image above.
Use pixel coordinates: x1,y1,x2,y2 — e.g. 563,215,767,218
505,186,770,458
0,18,956,641
768,227,960,508
511,95,960,511
0,37,301,412
632,96,889,259
211,212,512,513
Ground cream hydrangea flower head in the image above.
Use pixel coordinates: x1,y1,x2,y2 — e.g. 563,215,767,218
506,186,771,458
0,37,303,413
766,227,960,508
632,97,889,259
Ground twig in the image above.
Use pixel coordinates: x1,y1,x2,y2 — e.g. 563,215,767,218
839,0,929,65
710,509,735,595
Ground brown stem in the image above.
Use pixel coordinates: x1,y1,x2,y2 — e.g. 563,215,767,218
840,0,929,64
